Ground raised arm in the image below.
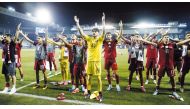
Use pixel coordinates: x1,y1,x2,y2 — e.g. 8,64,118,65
138,36,157,46
144,28,162,41
101,12,106,39
19,30,34,44
116,20,123,40
14,23,21,43
74,16,87,38
57,35,72,48
19,37,24,45
176,38,190,45
47,38,61,46
169,37,180,43
121,36,131,44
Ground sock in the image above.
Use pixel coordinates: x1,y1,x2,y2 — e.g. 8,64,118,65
12,85,16,89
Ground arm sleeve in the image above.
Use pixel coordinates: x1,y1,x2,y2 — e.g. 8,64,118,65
98,34,104,42
84,35,90,41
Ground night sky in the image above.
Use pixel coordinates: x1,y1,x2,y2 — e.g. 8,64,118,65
0,2,190,27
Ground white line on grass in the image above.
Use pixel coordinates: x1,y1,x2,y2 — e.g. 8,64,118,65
0,92,105,105
16,72,61,91
6,72,106,105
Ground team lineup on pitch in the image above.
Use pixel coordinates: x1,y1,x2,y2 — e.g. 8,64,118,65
0,5,190,104
0,49,190,105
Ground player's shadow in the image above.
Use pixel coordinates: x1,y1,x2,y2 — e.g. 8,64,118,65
48,82,70,91
184,82,190,86
48,85,70,91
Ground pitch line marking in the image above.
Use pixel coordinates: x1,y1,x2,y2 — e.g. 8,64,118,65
16,72,61,91
3,72,106,105
0,92,106,105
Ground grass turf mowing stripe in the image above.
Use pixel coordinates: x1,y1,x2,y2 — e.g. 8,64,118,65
16,72,61,91
0,92,106,105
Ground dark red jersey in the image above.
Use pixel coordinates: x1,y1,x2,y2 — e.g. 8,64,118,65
146,44,158,59
158,43,175,69
15,43,22,59
103,39,118,59
68,42,79,63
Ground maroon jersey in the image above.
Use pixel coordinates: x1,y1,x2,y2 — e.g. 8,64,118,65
146,44,158,58
68,42,78,63
158,43,175,69
2,40,16,63
15,43,22,59
103,39,118,59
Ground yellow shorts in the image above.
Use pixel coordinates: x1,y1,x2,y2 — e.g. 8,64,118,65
60,59,69,72
87,61,101,76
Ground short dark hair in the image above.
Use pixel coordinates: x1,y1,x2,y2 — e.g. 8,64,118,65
92,28,99,32
106,32,111,35
162,34,169,37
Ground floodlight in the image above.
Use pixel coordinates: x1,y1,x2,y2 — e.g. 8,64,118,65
131,22,173,28
35,8,52,24
132,23,154,29
105,24,115,29
97,24,115,29
8,7,15,11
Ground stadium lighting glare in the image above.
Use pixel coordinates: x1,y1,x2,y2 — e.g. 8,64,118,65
131,22,172,28
105,24,115,29
50,22,55,25
35,8,52,24
26,12,32,17
96,24,115,29
8,7,15,11
132,23,154,29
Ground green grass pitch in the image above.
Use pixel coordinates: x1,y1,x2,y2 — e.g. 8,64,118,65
0,49,190,105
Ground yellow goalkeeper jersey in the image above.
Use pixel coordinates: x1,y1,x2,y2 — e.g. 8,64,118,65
84,35,104,62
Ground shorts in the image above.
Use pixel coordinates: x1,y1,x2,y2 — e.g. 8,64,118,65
129,58,143,71
146,58,157,69
181,60,190,74
2,62,16,76
73,63,86,76
47,53,55,62
128,54,131,64
86,61,101,76
174,60,183,72
158,66,175,77
34,59,46,72
104,58,118,70
60,60,69,73
70,62,74,74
